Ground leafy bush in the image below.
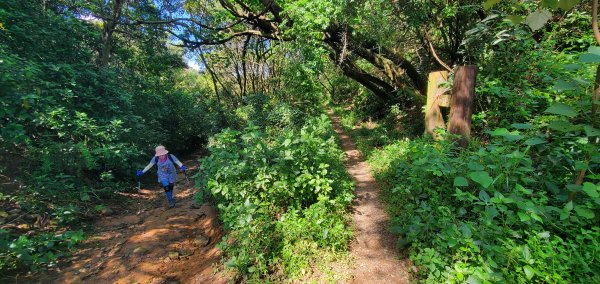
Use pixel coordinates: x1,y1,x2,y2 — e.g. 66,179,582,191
197,115,354,281
369,124,599,282
265,103,305,134
229,94,307,135
0,229,84,274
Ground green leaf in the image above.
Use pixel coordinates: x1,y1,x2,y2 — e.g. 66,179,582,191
454,176,469,187
545,103,577,117
485,206,499,221
482,0,501,10
584,125,600,137
523,246,532,263
563,63,581,71
524,137,546,146
564,201,573,212
469,171,494,189
516,184,533,195
468,161,485,171
506,15,524,25
530,213,543,223
466,275,483,284
511,123,532,129
523,265,535,280
479,190,491,202
526,9,552,31
575,161,589,170
554,79,578,92
592,153,600,163
574,206,595,219
542,0,558,9
589,46,600,55
504,134,525,141
547,120,580,132
282,138,291,146
518,212,531,222
489,128,525,141
489,128,509,136
460,223,472,238
557,0,580,10
581,182,599,198
578,53,600,63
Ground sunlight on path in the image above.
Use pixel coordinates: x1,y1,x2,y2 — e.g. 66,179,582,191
29,156,228,284
327,110,411,284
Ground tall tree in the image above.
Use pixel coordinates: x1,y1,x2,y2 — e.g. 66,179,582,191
100,0,124,65
119,0,429,105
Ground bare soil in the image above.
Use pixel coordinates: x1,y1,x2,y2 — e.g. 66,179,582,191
328,110,412,284
18,156,228,284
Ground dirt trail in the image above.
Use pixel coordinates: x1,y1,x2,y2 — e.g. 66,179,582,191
26,155,228,284
327,110,411,284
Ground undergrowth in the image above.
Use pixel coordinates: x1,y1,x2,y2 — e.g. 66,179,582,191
196,114,355,282
335,108,599,282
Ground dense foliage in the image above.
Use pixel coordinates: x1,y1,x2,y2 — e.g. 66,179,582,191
197,115,354,281
187,24,358,280
0,0,217,273
332,2,600,282
368,134,599,282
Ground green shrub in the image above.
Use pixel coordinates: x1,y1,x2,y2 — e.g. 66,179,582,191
198,115,354,281
369,128,600,282
0,229,84,274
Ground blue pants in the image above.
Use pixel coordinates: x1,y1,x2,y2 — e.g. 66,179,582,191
160,180,175,203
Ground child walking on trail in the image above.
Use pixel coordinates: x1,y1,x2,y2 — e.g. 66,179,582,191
136,146,186,208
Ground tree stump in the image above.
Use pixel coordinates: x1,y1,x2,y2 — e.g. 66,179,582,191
447,65,477,148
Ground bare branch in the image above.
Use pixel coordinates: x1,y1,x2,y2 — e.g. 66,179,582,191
124,17,247,31
164,27,283,47
427,40,452,72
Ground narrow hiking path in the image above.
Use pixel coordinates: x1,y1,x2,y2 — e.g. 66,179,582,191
327,110,411,284
25,154,228,284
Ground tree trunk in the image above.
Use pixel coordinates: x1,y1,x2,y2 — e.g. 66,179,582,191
198,49,226,124
593,64,600,129
241,35,251,98
447,65,477,148
100,0,124,66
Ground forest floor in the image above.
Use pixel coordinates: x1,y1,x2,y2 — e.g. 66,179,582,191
21,154,229,284
328,110,412,284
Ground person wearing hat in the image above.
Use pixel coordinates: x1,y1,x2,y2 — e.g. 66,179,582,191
136,146,186,208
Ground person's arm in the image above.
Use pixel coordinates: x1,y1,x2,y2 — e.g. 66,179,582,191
170,154,184,168
141,158,156,173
